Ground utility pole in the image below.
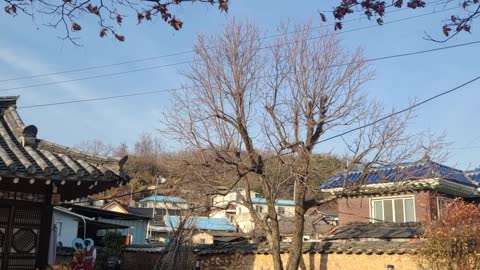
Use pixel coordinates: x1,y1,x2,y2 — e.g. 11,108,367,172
149,176,166,241
130,183,134,207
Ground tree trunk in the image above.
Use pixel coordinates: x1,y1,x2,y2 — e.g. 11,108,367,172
269,217,284,270
286,178,306,270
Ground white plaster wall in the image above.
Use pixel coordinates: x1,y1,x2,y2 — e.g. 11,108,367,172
53,210,79,248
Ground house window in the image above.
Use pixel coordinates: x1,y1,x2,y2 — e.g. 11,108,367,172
200,238,206,244
172,203,178,207
256,205,263,213
56,222,63,236
437,196,453,220
371,196,415,223
278,207,285,215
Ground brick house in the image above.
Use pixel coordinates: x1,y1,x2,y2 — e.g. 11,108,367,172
320,158,480,224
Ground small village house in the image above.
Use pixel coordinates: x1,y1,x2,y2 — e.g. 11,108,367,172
164,216,237,244
0,96,128,269
138,194,189,211
320,158,480,224
103,195,189,242
52,206,129,247
63,204,150,245
210,189,295,233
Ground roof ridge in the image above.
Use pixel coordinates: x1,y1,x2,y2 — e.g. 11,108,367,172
37,139,125,165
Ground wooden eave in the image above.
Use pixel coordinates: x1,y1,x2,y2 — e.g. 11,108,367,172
0,96,129,199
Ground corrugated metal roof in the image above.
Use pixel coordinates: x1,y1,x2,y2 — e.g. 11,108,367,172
165,216,236,232
139,195,187,204
250,198,294,206
320,159,479,190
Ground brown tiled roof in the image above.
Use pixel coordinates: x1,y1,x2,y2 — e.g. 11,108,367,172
0,96,128,199
194,240,421,255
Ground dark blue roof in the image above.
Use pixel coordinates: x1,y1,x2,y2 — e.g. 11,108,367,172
165,216,236,232
320,160,478,190
466,170,480,184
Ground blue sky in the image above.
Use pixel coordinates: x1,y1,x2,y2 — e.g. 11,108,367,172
0,0,478,169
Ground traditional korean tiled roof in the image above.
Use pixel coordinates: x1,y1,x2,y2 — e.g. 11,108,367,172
124,243,167,253
465,169,480,184
139,195,187,204
0,96,128,199
193,240,421,255
320,159,477,191
165,216,236,231
324,222,423,240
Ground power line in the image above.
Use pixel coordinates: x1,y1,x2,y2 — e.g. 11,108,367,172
317,75,480,144
17,40,480,109
0,61,192,93
0,51,193,84
329,40,480,67
0,6,460,93
66,186,158,205
0,0,448,84
18,88,183,108
447,146,480,150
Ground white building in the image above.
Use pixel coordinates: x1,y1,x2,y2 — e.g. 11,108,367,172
210,189,295,233
53,207,81,247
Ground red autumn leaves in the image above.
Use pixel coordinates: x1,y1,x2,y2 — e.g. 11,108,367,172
4,4,16,15
3,0,229,43
322,0,475,39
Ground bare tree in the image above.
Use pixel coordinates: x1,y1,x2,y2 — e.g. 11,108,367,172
161,19,438,270
75,139,114,156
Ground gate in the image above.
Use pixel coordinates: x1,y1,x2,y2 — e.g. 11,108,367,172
0,200,45,270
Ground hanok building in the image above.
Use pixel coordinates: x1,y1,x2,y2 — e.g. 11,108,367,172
0,97,128,270
320,158,480,224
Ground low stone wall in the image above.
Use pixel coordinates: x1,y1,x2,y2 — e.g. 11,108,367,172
199,252,420,270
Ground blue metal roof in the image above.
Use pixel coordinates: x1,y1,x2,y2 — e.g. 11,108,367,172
139,195,187,204
320,160,478,190
250,198,295,206
165,216,236,232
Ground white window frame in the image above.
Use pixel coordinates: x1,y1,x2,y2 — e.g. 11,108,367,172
436,196,453,220
370,195,416,223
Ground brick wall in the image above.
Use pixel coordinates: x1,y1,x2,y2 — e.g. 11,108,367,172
337,196,371,224
337,191,438,224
